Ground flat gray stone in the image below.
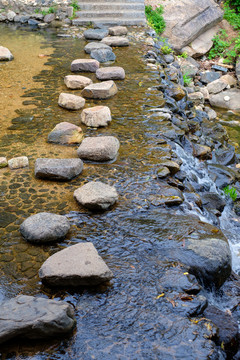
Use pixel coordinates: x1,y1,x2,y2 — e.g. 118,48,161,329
90,48,116,63
20,212,70,243
77,136,120,162
0,295,76,344
64,75,92,89
35,158,83,181
71,59,100,73
84,42,112,54
101,36,129,47
207,78,228,94
48,122,83,145
84,28,109,40
200,70,221,84
0,46,13,61
209,89,240,110
82,80,118,99
81,106,111,127
39,242,113,286
96,66,125,80
108,26,128,36
74,181,118,211
58,93,85,110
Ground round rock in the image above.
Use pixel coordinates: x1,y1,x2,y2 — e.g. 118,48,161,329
77,136,120,162
39,242,113,286
96,66,125,80
82,80,118,99
0,46,13,61
35,158,83,181
64,75,92,89
71,59,100,73
84,42,112,54
74,181,118,211
81,106,111,127
20,212,70,243
58,93,85,110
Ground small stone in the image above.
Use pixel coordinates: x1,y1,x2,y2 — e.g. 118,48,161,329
8,156,29,170
101,36,129,47
199,87,209,100
108,26,128,36
82,80,118,99
71,59,100,73
7,10,16,21
84,28,109,40
193,144,212,160
90,48,116,63
200,71,221,84
205,107,217,120
84,42,111,54
48,122,83,145
159,160,180,175
96,66,125,80
0,46,13,61
157,166,170,178
64,75,92,89
39,242,113,286
58,93,85,110
35,158,83,181
221,74,237,87
0,157,8,168
74,181,118,211
211,64,228,73
77,136,120,162
44,13,55,23
20,212,70,243
81,106,111,127
224,96,230,101
188,92,204,104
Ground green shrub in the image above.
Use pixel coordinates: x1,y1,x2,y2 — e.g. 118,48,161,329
145,5,166,35
69,0,80,19
41,6,57,16
223,185,238,201
227,0,240,13
208,30,230,59
183,73,192,86
161,45,172,54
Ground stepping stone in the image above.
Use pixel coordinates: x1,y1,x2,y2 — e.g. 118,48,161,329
39,242,113,286
0,295,76,344
64,75,92,89
84,28,109,40
108,26,128,36
20,212,70,243
82,80,118,99
8,156,29,170
35,158,83,181
81,106,111,128
48,122,83,145
101,36,129,47
71,59,100,73
74,181,118,211
0,46,13,61
90,48,116,63
84,42,111,54
96,66,125,81
77,136,120,162
58,93,85,110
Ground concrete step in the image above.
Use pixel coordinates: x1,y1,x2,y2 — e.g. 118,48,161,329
72,17,146,26
79,0,143,3
78,3,144,11
75,10,145,19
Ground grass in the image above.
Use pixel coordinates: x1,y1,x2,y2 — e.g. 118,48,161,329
69,0,81,19
183,73,192,86
145,5,166,35
223,185,238,201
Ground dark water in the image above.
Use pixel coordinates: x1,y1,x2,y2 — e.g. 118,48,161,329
0,24,237,359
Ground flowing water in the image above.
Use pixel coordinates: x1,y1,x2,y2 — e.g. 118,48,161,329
0,23,239,359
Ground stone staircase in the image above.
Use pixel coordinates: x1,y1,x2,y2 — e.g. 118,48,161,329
73,0,146,26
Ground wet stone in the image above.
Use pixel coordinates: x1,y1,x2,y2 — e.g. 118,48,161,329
77,136,120,162
0,295,76,344
74,181,118,211
193,143,212,160
0,212,17,228
64,75,92,89
82,80,118,99
201,192,226,213
90,48,116,63
20,212,70,243
108,26,128,36
159,160,180,175
84,28,109,40
0,157,8,168
39,242,113,286
81,106,111,128
8,156,29,170
157,166,170,179
58,93,85,111
84,42,112,54
35,158,83,181
208,164,236,189
158,268,201,294
96,66,125,81
48,122,83,145
71,59,100,73
101,36,130,47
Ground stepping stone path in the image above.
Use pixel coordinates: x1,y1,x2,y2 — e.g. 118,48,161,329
84,42,112,54
64,75,92,89
71,59,100,73
35,158,83,181
109,26,128,36
0,295,76,344
48,122,83,145
101,36,129,47
81,106,111,128
39,242,113,286
74,181,118,211
0,46,13,61
96,66,125,80
84,28,109,40
8,156,29,169
20,212,70,243
77,136,120,162
82,80,118,99
90,48,116,63
58,93,85,110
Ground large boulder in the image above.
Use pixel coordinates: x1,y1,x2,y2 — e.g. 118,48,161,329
77,136,120,162
71,59,100,73
39,242,113,286
82,80,118,99
0,46,13,61
0,295,76,344
64,75,92,89
58,93,85,110
161,0,223,51
101,36,129,47
209,89,240,110
35,158,83,181
74,181,118,211
90,48,116,63
81,106,111,127
20,212,70,243
84,28,109,40
48,122,83,145
96,66,125,81
84,42,112,54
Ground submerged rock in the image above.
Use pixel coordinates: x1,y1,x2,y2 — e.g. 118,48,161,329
20,212,70,243
0,295,76,344
77,136,120,162
48,122,83,145
35,158,83,181
39,242,113,286
74,181,118,211
0,46,13,61
81,106,111,127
